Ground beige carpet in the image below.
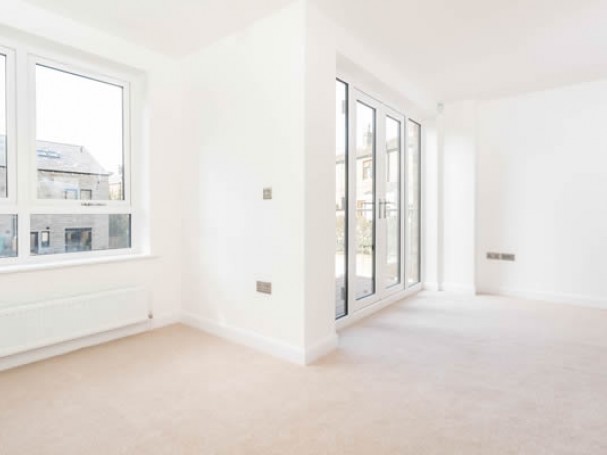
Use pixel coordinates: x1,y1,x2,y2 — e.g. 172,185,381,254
2,292,607,454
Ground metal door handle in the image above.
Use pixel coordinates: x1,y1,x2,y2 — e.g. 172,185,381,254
378,200,386,219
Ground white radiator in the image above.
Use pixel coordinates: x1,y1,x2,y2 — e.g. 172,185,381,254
0,288,150,358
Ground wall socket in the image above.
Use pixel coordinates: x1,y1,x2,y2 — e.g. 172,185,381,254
487,252,516,261
256,281,272,295
263,187,272,200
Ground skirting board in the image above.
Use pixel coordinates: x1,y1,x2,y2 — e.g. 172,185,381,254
423,282,440,292
0,314,178,372
304,334,339,365
180,312,338,365
482,287,607,310
440,282,477,295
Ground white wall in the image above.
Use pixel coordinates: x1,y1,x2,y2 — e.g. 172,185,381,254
303,4,339,356
422,119,439,289
476,80,607,307
178,1,437,361
180,2,312,362
0,1,184,368
439,101,476,293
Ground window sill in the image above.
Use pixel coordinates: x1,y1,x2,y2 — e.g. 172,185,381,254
0,253,157,275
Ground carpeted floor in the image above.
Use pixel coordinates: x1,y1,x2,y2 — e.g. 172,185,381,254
2,292,607,454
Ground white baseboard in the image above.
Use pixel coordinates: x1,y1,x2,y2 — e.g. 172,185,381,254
440,282,476,295
0,313,179,372
305,334,339,364
423,282,439,291
181,312,306,364
150,312,181,329
181,312,338,365
482,287,607,310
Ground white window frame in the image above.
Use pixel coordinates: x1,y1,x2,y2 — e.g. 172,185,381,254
0,36,143,268
28,55,132,211
0,45,17,208
335,70,424,328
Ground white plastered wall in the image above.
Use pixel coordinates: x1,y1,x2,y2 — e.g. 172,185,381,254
179,2,311,362
438,101,477,294
438,79,607,309
179,1,438,362
475,80,607,307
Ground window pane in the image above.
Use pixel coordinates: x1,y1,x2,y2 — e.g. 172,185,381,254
30,214,131,255
385,116,401,288
36,65,124,201
0,215,17,258
335,80,348,318
355,102,375,299
406,120,421,286
0,55,6,198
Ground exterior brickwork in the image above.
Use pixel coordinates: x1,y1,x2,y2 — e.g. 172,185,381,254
0,135,129,256
38,171,110,201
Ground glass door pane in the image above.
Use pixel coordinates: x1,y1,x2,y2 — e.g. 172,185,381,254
385,116,402,288
406,120,421,286
335,80,348,318
355,102,376,299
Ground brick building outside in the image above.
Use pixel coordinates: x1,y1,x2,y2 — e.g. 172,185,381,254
0,135,129,257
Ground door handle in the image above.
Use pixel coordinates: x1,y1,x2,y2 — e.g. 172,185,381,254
378,200,386,219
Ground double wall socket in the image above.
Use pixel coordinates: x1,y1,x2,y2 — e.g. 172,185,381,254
487,252,516,261
256,281,272,294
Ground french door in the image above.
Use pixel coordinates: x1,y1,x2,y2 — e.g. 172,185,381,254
345,88,406,314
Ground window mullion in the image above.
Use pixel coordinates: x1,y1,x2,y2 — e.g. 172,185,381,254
16,46,31,262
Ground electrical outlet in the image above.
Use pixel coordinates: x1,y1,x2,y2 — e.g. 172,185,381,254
501,253,515,261
256,281,272,294
263,187,272,200
487,252,500,260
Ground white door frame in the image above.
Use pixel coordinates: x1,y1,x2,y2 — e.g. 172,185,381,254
348,88,407,315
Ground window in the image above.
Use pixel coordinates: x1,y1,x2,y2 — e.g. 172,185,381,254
362,159,372,180
335,80,348,319
65,228,92,253
63,189,78,200
31,214,130,256
0,53,6,199
335,78,422,320
0,41,136,266
355,101,376,300
385,116,402,288
40,230,50,248
36,64,124,202
0,215,17,258
0,50,16,259
30,232,39,254
406,120,422,286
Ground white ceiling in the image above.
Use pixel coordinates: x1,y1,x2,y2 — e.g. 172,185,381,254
316,0,607,101
23,0,293,57
23,0,607,101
